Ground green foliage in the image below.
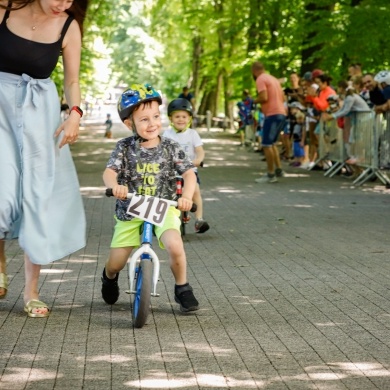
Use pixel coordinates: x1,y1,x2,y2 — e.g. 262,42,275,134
52,0,117,99
53,0,390,115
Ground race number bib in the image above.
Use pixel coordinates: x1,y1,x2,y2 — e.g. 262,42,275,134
126,194,170,227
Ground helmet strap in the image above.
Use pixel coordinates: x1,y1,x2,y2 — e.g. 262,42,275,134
131,120,149,143
170,117,192,133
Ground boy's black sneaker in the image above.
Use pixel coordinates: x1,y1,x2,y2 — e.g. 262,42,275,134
174,284,199,312
101,268,120,305
195,219,210,233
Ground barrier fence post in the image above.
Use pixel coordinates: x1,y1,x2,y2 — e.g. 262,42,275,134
206,110,211,132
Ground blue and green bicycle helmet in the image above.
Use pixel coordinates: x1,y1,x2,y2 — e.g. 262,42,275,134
117,83,162,122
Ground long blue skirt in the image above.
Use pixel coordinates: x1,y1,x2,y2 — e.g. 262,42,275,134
0,72,86,265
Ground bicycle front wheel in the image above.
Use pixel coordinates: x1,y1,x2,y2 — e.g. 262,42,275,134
132,260,153,328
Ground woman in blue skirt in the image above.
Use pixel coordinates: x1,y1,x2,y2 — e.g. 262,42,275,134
0,0,88,317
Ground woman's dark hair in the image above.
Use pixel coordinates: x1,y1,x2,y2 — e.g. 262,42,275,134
315,74,332,85
0,0,33,9
1,0,89,36
352,76,363,89
337,80,349,90
67,0,89,36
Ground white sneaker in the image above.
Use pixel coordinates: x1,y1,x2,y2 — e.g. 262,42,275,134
323,160,333,170
307,162,315,170
300,162,310,169
255,174,278,183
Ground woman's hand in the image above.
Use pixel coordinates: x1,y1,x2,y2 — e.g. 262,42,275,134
374,104,387,114
177,197,193,212
54,112,81,148
321,112,333,122
306,86,317,97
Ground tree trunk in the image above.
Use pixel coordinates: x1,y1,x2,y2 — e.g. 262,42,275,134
222,71,234,130
244,0,266,88
191,35,202,110
301,2,334,74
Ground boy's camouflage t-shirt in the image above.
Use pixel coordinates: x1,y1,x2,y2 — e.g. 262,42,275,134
107,136,194,221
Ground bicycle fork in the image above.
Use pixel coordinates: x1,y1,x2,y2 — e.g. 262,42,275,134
129,246,160,297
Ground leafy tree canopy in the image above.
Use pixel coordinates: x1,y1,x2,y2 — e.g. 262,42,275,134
55,0,390,119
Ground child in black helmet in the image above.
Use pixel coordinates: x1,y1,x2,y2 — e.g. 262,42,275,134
164,98,210,233
101,84,199,313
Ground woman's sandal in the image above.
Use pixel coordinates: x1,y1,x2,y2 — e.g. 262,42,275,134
24,299,50,318
0,273,8,299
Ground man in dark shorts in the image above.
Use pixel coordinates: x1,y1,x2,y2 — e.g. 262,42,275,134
251,62,287,183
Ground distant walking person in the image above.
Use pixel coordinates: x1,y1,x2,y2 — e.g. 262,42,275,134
104,113,113,138
251,62,287,183
178,86,195,107
242,89,255,146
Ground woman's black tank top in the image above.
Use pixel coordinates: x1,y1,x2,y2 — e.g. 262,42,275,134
0,4,74,79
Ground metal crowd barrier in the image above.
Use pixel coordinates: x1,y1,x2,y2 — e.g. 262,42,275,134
316,118,346,177
316,111,390,186
196,112,236,131
371,111,390,185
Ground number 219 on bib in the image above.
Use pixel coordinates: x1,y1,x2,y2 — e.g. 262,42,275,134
126,194,170,227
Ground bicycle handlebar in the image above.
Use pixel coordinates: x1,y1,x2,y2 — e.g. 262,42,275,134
105,189,197,213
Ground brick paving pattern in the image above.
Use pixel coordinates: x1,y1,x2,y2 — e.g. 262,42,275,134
1,111,390,390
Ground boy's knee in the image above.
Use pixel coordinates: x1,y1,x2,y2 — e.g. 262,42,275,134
107,247,132,272
165,239,184,258
106,261,125,276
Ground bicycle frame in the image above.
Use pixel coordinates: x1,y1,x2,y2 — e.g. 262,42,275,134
175,175,190,236
128,221,160,297
105,189,178,298
175,163,203,236
105,188,196,327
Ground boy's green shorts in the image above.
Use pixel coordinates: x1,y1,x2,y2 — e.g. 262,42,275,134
111,206,181,249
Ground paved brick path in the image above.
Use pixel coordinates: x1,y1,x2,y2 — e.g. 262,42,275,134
1,111,390,390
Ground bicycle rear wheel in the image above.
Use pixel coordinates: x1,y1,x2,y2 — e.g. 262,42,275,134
180,211,190,237
132,260,153,328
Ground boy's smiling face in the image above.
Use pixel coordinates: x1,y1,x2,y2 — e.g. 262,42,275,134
125,101,162,145
170,110,191,132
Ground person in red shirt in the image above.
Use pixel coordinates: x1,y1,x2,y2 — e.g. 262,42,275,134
305,74,336,170
306,74,336,112
251,62,287,183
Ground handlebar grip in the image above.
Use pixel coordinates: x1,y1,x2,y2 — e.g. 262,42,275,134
190,203,197,213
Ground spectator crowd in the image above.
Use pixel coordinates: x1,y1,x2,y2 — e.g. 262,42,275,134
235,63,390,186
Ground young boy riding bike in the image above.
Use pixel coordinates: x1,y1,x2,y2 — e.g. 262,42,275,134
163,98,210,233
101,84,199,312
